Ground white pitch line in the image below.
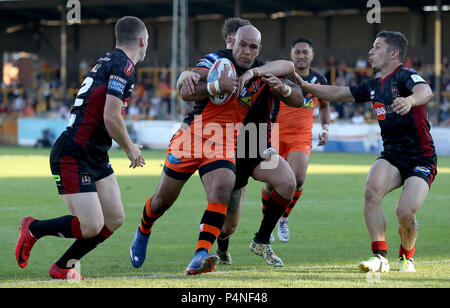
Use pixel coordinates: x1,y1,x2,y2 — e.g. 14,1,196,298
1,259,449,287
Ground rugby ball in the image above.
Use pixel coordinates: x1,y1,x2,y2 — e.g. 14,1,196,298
207,58,237,105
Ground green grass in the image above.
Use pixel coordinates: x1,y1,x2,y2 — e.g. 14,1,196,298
0,146,449,288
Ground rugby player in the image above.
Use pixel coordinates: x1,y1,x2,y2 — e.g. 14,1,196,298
295,31,436,273
130,25,298,275
15,16,148,280
179,18,304,268
265,37,330,242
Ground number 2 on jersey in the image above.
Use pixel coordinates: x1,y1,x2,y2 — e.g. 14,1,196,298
74,77,94,107
67,77,94,128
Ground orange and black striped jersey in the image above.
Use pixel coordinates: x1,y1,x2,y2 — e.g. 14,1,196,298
182,49,267,145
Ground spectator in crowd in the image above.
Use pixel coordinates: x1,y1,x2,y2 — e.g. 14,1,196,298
351,109,365,125
34,128,55,148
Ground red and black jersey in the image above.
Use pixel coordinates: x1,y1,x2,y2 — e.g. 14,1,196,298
62,48,136,154
350,64,436,161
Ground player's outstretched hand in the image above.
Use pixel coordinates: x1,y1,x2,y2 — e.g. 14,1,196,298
292,72,306,88
127,144,146,169
391,97,413,116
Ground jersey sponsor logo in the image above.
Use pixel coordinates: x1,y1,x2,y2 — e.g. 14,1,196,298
411,74,425,83
414,166,431,176
303,96,315,109
374,102,391,120
108,75,128,95
167,153,182,164
124,60,134,76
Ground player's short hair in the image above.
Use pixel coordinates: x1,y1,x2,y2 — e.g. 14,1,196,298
221,17,251,41
115,16,147,47
291,37,313,49
376,31,408,62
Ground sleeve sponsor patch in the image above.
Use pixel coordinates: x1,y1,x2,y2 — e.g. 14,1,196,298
195,53,221,69
411,74,425,83
196,58,214,69
108,75,128,95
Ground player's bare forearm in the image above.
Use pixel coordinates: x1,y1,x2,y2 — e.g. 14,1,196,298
391,83,433,115
409,83,433,107
319,101,330,126
294,72,355,103
179,68,210,101
180,80,210,101
104,106,133,152
303,82,355,103
104,95,145,168
258,60,295,78
281,79,304,108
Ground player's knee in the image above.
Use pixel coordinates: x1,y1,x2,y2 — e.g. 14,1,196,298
150,195,171,215
275,174,296,199
220,225,236,238
364,183,383,204
209,183,234,204
264,182,274,194
106,211,125,232
396,206,416,225
295,176,305,190
81,219,104,238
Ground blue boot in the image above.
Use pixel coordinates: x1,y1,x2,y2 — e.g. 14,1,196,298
130,227,150,268
185,250,220,275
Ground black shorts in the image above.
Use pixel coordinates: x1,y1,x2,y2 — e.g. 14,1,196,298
233,147,278,191
378,151,437,187
233,156,264,191
50,135,114,194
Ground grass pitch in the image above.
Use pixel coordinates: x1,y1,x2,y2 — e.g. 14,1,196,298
0,146,449,289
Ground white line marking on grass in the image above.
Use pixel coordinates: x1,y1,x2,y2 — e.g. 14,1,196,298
2,259,449,287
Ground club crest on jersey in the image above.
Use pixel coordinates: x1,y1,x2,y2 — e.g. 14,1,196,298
81,174,92,185
124,60,134,76
239,87,252,107
303,96,315,109
391,82,399,98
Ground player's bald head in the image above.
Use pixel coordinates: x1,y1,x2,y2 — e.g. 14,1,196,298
235,25,261,45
